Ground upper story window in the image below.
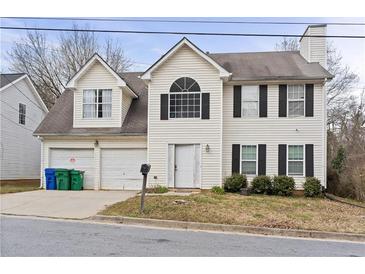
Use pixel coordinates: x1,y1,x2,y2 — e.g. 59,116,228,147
19,103,26,125
241,145,257,175
288,145,304,176
288,85,305,117
242,86,259,117
169,77,201,118
83,89,112,118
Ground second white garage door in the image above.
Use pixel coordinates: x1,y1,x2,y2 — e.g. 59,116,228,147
101,148,147,190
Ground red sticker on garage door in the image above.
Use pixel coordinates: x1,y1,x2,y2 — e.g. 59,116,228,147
70,157,76,163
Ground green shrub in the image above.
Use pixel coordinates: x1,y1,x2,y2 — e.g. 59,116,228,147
148,185,169,194
251,176,273,194
211,186,225,195
272,176,295,196
223,173,247,193
304,177,322,197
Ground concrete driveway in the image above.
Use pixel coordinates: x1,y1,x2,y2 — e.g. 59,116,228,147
0,190,136,219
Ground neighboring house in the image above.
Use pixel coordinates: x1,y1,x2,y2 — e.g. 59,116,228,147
0,73,48,181
34,25,332,190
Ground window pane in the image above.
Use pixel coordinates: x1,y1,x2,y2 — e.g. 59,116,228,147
242,145,256,160
242,86,258,101
243,102,258,117
101,104,112,118
242,161,256,175
169,92,200,118
288,85,304,99
288,101,304,117
100,89,112,104
288,161,303,175
83,104,95,118
288,145,304,160
83,90,96,103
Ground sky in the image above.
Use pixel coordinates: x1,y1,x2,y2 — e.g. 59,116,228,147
1,17,365,95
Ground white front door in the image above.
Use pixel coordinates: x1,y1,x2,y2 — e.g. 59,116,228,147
100,148,147,190
49,148,94,189
174,144,200,188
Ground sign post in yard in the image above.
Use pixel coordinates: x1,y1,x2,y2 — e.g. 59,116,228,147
140,164,151,214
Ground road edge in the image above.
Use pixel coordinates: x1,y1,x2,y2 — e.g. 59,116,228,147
91,215,365,242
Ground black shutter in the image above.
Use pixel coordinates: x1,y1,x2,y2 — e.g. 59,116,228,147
202,93,210,119
305,144,314,177
259,85,268,117
279,85,287,117
233,85,242,117
305,84,314,117
232,144,240,174
160,94,168,120
278,144,287,175
258,144,266,175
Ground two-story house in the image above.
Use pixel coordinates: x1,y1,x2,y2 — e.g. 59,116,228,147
34,25,332,190
1,73,48,182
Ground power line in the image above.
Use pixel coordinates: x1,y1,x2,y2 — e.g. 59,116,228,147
0,100,41,124
3,17,365,26
0,113,34,132
2,74,45,112
1,26,365,39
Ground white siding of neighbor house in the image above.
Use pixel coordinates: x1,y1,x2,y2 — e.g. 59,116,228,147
300,26,327,68
73,60,123,128
40,136,147,189
222,83,327,188
147,44,223,189
0,78,46,180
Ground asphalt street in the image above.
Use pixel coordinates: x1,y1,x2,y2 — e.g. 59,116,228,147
1,216,364,256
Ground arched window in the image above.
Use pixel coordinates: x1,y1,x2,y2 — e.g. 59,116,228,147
169,77,201,118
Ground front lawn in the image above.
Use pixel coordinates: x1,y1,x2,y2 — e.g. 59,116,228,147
100,192,365,234
0,180,40,194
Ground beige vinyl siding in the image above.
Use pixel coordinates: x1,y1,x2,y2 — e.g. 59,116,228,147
122,92,133,123
148,44,223,189
0,78,46,180
73,60,122,128
222,83,326,188
300,26,326,68
41,136,147,189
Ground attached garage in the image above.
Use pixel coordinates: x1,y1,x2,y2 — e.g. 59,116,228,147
49,148,95,189
100,148,147,190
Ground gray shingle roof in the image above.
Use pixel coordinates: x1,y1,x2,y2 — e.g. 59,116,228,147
209,51,333,80
34,72,147,136
0,73,26,88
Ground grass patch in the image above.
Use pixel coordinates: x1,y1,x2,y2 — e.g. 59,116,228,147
0,180,40,194
100,192,365,234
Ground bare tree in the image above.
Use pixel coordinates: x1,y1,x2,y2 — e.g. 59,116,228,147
275,38,299,51
7,25,133,108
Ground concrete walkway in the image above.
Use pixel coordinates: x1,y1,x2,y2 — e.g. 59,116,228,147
0,190,136,219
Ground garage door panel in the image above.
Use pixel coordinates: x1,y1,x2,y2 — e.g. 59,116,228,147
101,148,146,190
50,148,94,189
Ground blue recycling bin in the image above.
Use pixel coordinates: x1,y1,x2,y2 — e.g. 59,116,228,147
45,168,57,190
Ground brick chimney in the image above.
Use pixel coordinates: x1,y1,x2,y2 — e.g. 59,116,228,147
300,24,327,68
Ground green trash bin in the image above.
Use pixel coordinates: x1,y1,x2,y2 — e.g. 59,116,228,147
55,169,71,190
70,170,84,191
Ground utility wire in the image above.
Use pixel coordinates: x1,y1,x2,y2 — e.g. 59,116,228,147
0,113,34,132
3,17,365,26
2,74,45,112
0,100,40,124
1,26,365,39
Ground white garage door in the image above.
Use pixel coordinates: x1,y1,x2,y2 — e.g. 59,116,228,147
101,148,147,190
49,148,94,189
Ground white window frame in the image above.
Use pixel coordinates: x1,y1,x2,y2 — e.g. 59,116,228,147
19,103,26,125
240,144,258,175
241,85,259,117
287,84,305,118
82,89,112,119
287,144,305,176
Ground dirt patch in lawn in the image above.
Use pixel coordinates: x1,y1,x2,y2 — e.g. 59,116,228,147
100,192,365,234
0,180,40,194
